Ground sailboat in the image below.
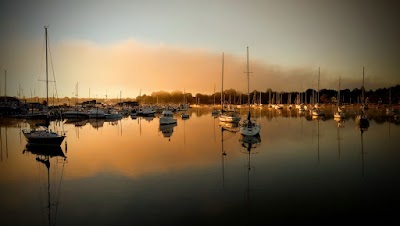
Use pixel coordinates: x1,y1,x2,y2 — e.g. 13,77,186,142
181,89,190,119
386,87,394,116
311,67,324,117
22,27,66,146
219,52,241,123
334,76,345,119
355,67,369,128
240,47,261,137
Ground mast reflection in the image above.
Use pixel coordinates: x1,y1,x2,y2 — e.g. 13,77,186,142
239,134,261,201
23,144,67,226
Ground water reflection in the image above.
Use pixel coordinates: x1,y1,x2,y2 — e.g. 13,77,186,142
65,118,88,127
360,128,366,177
0,106,400,224
159,122,177,140
239,135,261,202
143,116,155,122
0,127,9,161
219,122,238,188
23,144,67,226
219,121,239,133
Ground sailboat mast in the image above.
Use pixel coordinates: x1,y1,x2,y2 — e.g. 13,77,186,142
338,76,341,106
4,70,6,98
362,66,365,104
45,26,49,107
317,67,320,105
221,52,224,108
247,47,250,112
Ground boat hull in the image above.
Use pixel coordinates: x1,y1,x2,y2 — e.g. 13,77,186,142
240,124,261,137
160,118,177,125
23,130,65,146
24,135,65,146
219,114,241,123
24,144,65,157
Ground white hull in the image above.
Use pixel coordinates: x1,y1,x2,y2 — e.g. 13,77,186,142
88,108,105,118
181,113,190,119
159,110,177,125
240,123,261,136
219,114,240,123
333,112,345,119
311,109,324,116
160,118,177,125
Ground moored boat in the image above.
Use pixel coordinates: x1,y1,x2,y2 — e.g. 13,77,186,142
160,110,177,125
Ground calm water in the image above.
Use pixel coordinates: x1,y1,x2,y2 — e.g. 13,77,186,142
1,107,400,225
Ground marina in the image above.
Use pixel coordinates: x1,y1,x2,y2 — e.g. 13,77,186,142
1,1,400,225
1,105,400,225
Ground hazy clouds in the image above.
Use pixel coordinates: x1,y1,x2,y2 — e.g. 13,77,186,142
1,38,398,98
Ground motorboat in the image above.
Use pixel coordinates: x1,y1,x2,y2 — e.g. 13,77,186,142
181,112,190,119
160,110,177,125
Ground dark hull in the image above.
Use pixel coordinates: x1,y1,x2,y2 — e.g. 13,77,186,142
62,113,89,119
24,144,65,158
24,136,65,146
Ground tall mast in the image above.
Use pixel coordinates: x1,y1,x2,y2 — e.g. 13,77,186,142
362,66,365,104
45,26,49,106
317,67,320,104
221,52,224,108
247,46,250,112
338,76,341,106
4,70,6,98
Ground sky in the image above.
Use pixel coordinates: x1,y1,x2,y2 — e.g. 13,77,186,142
0,0,399,99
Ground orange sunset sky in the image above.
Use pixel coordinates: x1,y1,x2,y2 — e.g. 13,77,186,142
0,0,399,99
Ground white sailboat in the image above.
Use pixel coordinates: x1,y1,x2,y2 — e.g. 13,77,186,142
311,67,325,117
334,76,345,119
22,27,65,147
355,67,369,129
181,89,190,119
240,47,261,137
219,52,241,123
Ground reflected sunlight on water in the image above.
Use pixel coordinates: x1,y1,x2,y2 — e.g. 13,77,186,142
1,107,400,225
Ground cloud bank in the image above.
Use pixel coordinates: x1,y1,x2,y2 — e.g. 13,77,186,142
1,38,398,98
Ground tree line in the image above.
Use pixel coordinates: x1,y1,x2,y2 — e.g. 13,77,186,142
18,85,400,106
136,85,400,105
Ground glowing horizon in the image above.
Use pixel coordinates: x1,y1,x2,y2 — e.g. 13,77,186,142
0,0,399,98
